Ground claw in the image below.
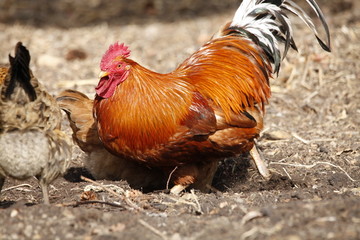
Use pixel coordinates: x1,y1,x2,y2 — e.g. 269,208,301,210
170,184,188,195
250,144,271,180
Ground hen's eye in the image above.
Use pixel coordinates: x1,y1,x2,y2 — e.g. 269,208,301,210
117,64,122,68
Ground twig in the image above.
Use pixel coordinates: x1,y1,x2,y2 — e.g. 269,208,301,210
281,167,299,188
166,166,178,190
81,176,123,197
310,138,335,142
269,161,357,182
190,189,203,214
282,167,292,180
138,219,168,240
303,91,318,104
300,57,310,85
2,184,33,192
318,67,324,87
291,132,335,144
80,176,144,212
291,132,310,144
163,195,197,208
59,200,126,209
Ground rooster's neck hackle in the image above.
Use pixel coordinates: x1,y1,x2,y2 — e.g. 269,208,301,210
94,62,195,153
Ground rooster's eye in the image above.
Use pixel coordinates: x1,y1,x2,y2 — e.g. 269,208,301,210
117,64,122,68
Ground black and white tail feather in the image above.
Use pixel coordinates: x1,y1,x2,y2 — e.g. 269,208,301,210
228,0,331,74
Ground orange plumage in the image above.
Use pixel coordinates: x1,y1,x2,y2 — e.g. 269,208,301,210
60,0,331,193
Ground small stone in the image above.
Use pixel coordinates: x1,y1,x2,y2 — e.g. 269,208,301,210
109,223,125,232
10,209,18,218
219,201,228,208
23,225,33,238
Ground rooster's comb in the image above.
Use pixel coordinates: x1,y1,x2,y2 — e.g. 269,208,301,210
100,42,131,70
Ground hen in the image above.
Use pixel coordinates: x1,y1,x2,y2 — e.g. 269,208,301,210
57,90,166,191
58,0,330,194
0,42,72,204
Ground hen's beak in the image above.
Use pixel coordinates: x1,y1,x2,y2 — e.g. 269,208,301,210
98,71,109,78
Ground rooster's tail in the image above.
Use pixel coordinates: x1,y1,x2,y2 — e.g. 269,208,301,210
222,0,331,74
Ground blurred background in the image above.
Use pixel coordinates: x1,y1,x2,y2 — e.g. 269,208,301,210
0,0,357,27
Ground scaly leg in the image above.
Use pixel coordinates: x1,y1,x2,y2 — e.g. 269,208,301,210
167,164,198,195
250,144,271,180
170,184,188,195
191,160,219,192
0,176,5,192
39,181,50,204
169,161,219,194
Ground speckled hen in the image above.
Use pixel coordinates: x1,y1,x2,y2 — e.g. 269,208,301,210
0,42,72,204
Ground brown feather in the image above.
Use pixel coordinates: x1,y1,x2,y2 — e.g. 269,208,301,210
57,90,100,152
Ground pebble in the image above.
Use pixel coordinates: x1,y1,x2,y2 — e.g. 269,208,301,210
10,209,18,218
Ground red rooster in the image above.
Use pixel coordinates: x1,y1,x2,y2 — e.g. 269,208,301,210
58,0,330,194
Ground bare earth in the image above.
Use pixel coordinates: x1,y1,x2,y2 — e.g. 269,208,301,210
0,1,359,239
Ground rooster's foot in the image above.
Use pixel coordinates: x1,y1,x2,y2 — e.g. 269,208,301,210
170,184,188,195
250,144,271,180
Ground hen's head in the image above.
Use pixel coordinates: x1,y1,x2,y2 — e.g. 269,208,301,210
96,42,131,99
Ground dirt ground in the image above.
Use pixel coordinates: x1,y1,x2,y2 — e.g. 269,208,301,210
0,0,359,239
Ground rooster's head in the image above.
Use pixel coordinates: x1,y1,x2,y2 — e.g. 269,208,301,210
96,42,131,99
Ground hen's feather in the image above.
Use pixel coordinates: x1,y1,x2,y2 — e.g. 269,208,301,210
0,44,62,132
57,90,99,152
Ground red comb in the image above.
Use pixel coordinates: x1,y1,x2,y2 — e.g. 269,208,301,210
100,42,131,70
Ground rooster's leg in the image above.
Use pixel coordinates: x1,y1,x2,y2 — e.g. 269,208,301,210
39,180,50,204
168,164,198,195
0,176,5,192
250,144,271,180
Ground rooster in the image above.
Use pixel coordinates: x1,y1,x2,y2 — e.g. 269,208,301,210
58,0,330,194
0,42,72,204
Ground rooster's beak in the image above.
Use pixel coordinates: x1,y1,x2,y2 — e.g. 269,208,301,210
98,71,109,78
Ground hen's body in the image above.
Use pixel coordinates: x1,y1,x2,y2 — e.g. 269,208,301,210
60,0,330,193
0,43,72,203
57,90,166,191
